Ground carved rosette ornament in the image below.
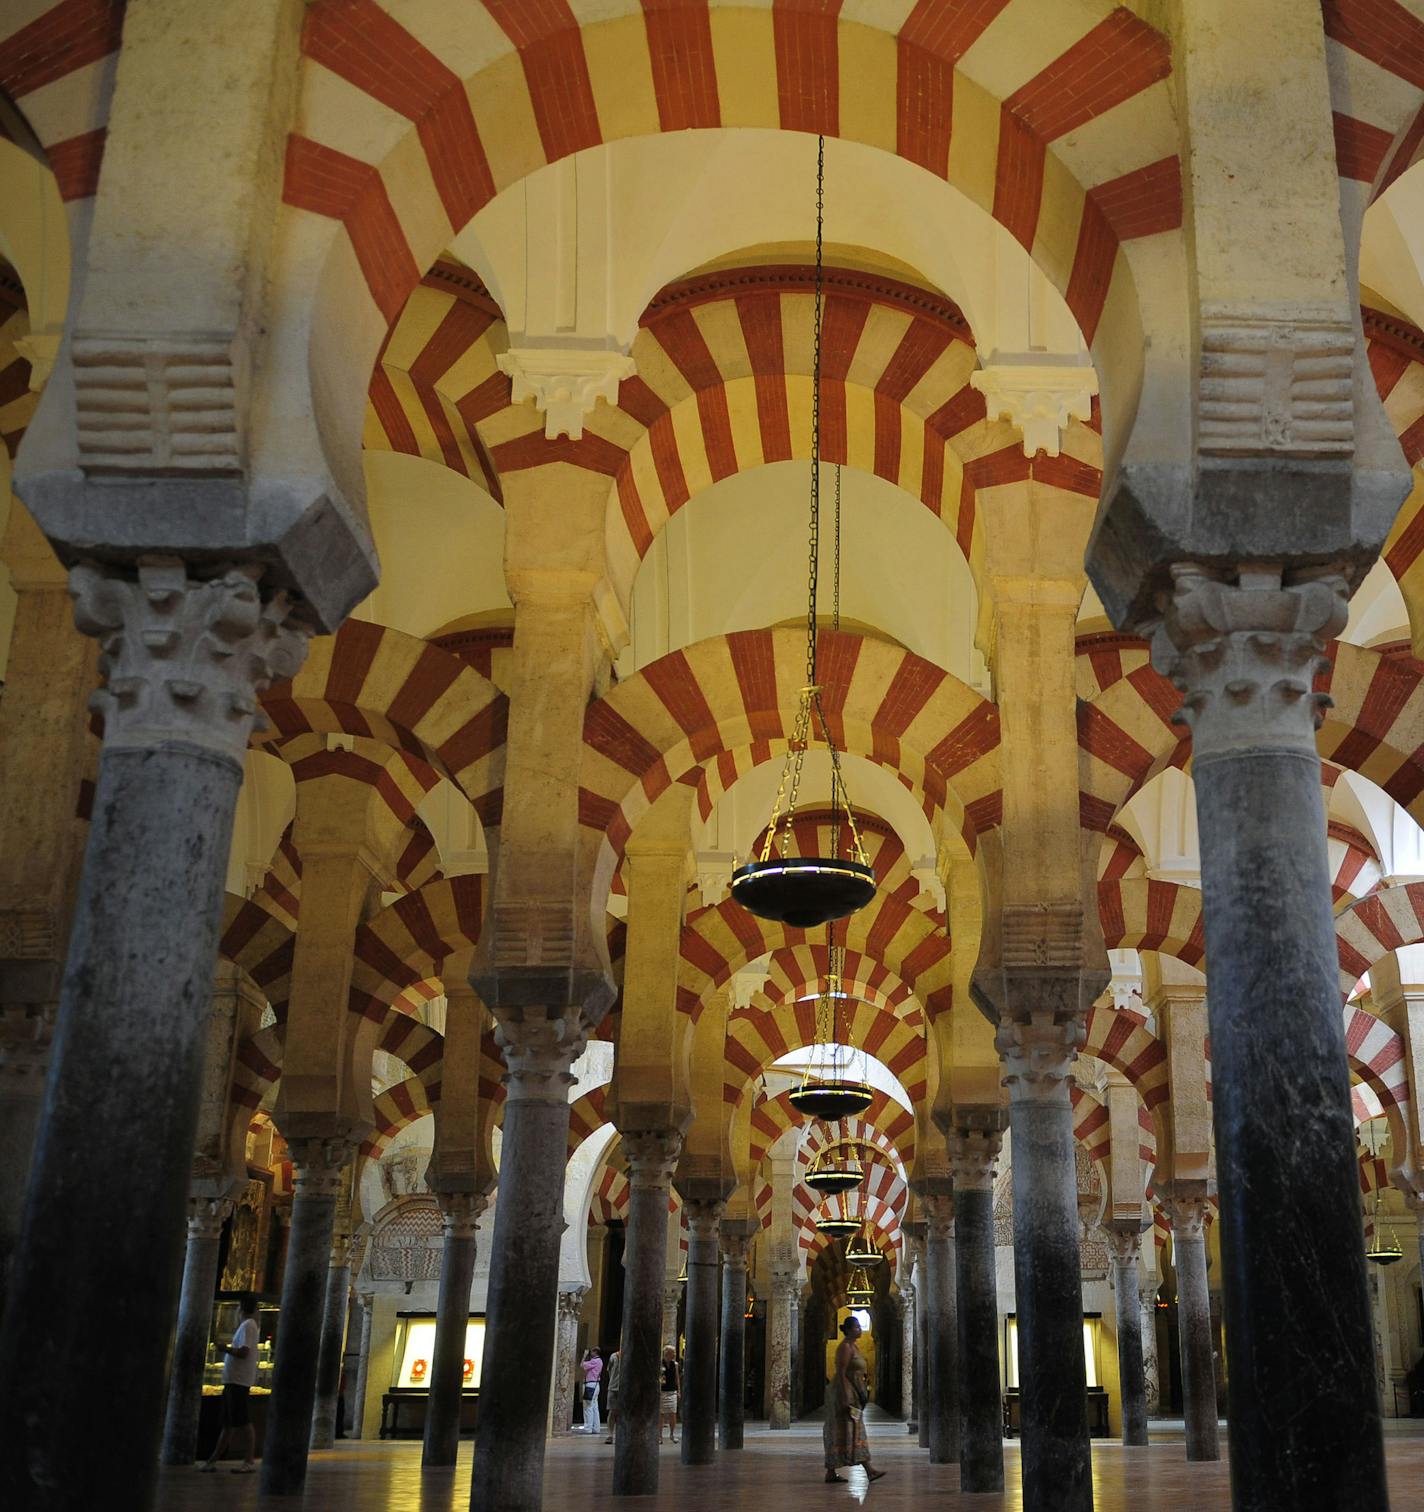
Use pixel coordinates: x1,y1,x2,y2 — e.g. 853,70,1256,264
1150,565,1347,764
947,1127,1004,1191
495,1014,588,1104
437,1190,488,1241
622,1129,683,1190
69,557,312,766
995,1013,1085,1100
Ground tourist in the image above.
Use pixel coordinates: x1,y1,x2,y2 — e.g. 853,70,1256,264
201,1294,260,1474
660,1345,681,1444
580,1346,604,1434
604,1345,622,1444
822,1316,884,1485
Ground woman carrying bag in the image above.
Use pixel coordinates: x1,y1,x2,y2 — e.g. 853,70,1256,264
822,1316,886,1485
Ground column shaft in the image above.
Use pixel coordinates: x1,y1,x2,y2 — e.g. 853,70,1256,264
261,1146,348,1494
1107,1239,1148,1447
1139,1281,1160,1418
924,1196,959,1464
914,1248,930,1449
1169,1213,1219,1462
613,1132,679,1496
768,1272,795,1430
310,1253,352,1450
718,1239,748,1450
423,1199,482,1467
350,1293,375,1441
470,1024,581,1512
680,1202,721,1466
950,1126,1005,1495
898,1289,915,1426
999,1018,1092,1512
161,1205,228,1465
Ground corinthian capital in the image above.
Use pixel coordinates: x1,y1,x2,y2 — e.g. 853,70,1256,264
947,1127,1004,1191
1103,1224,1144,1267
495,1014,587,1104
922,1192,955,1239
1164,1190,1209,1238
437,1190,488,1241
996,1012,1084,1099
622,1129,683,1189
70,557,311,767
1150,564,1346,762
287,1137,352,1200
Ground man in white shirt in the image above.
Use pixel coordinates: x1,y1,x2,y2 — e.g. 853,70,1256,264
201,1294,260,1473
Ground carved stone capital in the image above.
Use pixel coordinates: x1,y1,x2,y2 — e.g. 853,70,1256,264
1165,1192,1209,1239
1139,1279,1161,1311
621,1129,683,1190
683,1196,726,1243
70,557,311,767
287,1137,353,1200
495,1014,587,1104
947,1127,1004,1191
771,1266,800,1303
996,1012,1085,1099
1103,1224,1144,1268
897,1287,915,1318
922,1191,955,1239
970,360,1098,459
720,1222,755,1267
0,1002,56,1086
437,1190,488,1241
496,347,635,440
1150,564,1347,762
663,1281,683,1312
186,1196,233,1242
558,1286,588,1322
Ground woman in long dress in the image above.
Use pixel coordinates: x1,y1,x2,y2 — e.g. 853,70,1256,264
823,1316,886,1484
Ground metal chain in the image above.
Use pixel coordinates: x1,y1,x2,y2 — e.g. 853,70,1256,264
805,132,825,692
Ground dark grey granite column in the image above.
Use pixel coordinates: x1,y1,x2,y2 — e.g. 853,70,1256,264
1104,1226,1148,1447
161,1199,231,1465
311,1236,355,1450
680,1199,723,1466
1165,1194,1218,1461
470,1018,586,1512
1153,566,1385,1509
0,561,309,1512
718,1222,753,1450
423,1193,485,1467
923,1192,959,1464
349,1291,375,1440
997,1015,1092,1512
613,1130,680,1496
768,1266,796,1429
261,1140,350,1494
949,1126,1005,1493
1139,1278,1161,1418
908,1227,929,1448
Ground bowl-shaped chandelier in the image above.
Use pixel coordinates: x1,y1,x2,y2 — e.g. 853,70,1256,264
787,941,874,1121
845,1266,875,1304
804,1140,866,1196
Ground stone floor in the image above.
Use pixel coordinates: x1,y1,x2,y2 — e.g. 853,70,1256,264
154,1419,1424,1510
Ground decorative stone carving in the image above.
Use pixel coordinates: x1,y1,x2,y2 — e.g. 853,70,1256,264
1196,310,1353,457
922,1191,955,1239
1165,1191,1210,1239
1150,565,1347,761
489,898,576,968
0,910,56,961
286,1137,353,1200
186,1196,233,1243
367,1197,443,1282
622,1128,683,1188
996,1013,1084,1098
719,1225,753,1265
969,361,1098,458
496,348,636,440
70,558,310,766
1103,1224,1144,1268
1001,901,1086,971
553,1285,588,1434
495,1015,587,1104
683,1197,725,1242
947,1128,1004,1191
72,335,242,474
437,1190,488,1241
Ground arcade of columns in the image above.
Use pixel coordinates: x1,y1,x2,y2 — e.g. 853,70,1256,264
10,4,1424,1512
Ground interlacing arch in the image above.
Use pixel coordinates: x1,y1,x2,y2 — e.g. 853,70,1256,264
755,943,922,1025
792,1160,907,1228
1327,4,1424,206
359,1077,434,1167
799,1194,903,1274
258,620,508,829
219,897,296,1008
798,1120,908,1186
750,1085,915,1173
348,874,486,1022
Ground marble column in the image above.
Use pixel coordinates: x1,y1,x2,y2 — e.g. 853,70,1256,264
923,1192,959,1464
423,1192,486,1467
311,1233,356,1450
553,1287,588,1435
471,1019,587,1512
997,1016,1092,1512
718,1224,752,1451
662,1279,682,1355
949,1126,1005,1493
349,1292,375,1441
1139,1279,1160,1418
789,1283,803,1421
161,1198,232,1465
680,1198,723,1466
897,1285,915,1424
1104,1227,1148,1447
768,1266,796,1429
908,1232,929,1448
261,1140,351,1494
0,562,309,1510
1153,567,1386,1506
613,1130,681,1496
1165,1194,1218,1462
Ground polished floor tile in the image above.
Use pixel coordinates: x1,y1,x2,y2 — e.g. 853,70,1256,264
155,1418,1424,1510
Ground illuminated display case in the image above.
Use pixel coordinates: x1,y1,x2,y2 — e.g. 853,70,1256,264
380,1312,485,1439
202,1295,279,1394
1002,1313,1110,1437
